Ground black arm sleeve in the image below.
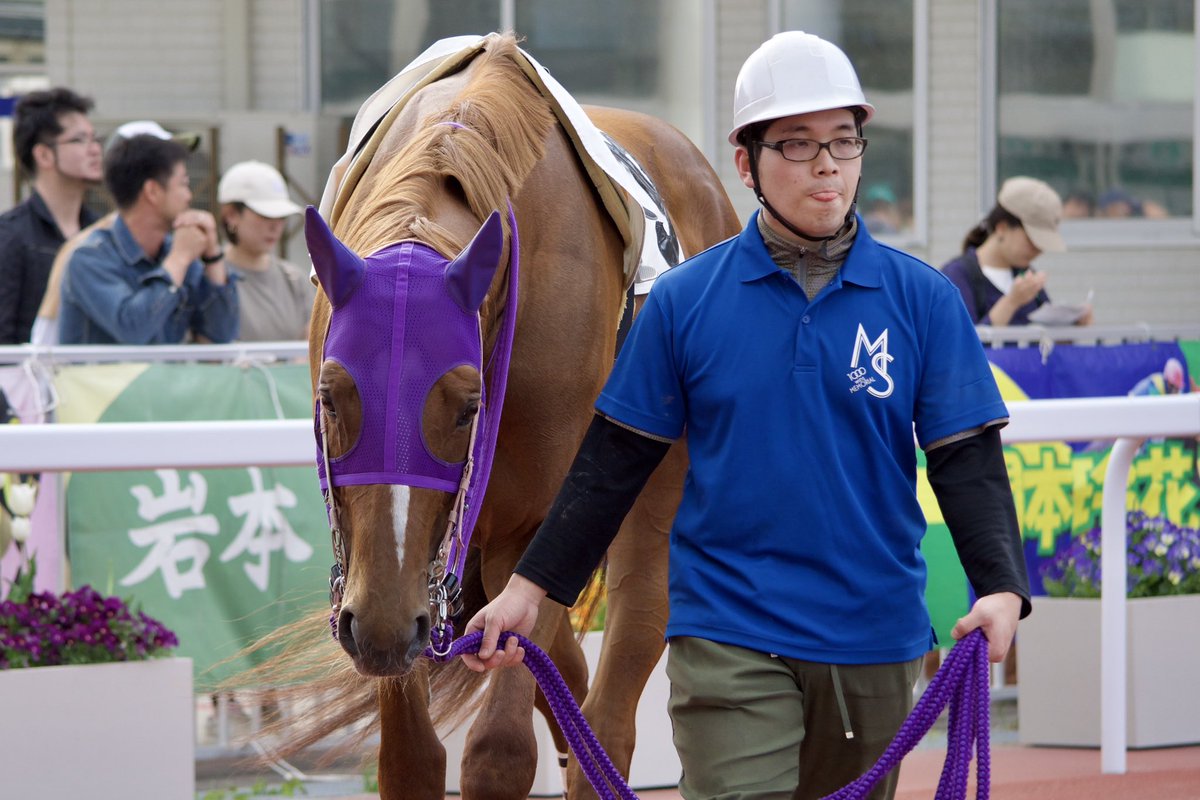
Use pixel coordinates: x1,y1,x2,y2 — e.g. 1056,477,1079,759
926,426,1032,619
515,414,672,606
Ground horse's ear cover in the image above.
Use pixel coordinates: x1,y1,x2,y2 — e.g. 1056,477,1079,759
445,210,504,312
305,205,365,308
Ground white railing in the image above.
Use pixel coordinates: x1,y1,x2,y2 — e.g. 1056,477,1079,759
975,322,1200,348
0,341,309,365
1,393,1199,775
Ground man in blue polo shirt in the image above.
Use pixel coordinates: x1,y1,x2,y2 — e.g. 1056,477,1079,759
464,32,1030,800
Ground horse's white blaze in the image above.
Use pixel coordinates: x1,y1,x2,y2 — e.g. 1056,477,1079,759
390,485,411,572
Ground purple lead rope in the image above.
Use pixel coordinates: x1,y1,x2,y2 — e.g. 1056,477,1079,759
427,628,991,800
819,628,990,800
427,631,638,800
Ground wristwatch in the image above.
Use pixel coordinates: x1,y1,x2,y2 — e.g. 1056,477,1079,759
201,249,225,264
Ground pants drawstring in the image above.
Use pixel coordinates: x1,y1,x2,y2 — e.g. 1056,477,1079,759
830,664,855,740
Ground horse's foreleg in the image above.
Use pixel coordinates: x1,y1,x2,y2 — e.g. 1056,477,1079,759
533,608,591,778
566,439,682,800
377,669,447,800
461,600,573,799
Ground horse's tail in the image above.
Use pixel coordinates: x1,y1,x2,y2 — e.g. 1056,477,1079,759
214,608,383,767
570,564,607,637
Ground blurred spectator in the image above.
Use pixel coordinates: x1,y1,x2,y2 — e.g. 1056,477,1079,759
1097,187,1142,218
217,161,314,341
31,120,200,345
58,134,238,344
1097,187,1172,219
0,87,103,344
1062,189,1094,219
1141,198,1171,219
1130,357,1187,397
861,182,904,236
941,176,1092,327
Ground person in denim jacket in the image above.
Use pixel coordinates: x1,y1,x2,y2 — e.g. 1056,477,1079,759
58,133,237,344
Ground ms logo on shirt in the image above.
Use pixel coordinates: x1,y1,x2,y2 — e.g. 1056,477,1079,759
847,323,894,399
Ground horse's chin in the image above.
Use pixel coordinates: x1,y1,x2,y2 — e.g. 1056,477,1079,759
345,641,427,677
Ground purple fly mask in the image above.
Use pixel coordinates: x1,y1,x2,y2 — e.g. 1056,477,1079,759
307,206,506,493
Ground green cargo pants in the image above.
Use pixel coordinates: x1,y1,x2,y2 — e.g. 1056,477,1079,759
667,636,923,800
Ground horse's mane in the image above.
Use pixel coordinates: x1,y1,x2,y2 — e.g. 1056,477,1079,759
335,34,556,259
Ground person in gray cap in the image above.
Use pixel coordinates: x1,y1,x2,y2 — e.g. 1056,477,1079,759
463,31,1029,800
941,176,1092,326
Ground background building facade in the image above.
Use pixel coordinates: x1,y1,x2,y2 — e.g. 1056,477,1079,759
1,0,1196,325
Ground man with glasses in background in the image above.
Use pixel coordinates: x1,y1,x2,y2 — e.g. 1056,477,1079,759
466,31,1030,800
0,87,103,343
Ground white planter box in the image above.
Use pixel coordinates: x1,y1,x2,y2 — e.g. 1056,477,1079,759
1017,595,1200,748
0,657,195,798
444,631,678,796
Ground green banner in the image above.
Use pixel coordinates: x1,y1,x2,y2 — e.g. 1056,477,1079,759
55,341,1200,670
59,362,328,684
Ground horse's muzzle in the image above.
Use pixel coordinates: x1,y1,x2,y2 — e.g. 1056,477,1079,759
337,606,431,676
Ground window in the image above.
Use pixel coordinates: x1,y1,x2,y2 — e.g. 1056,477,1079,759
781,0,923,242
994,0,1194,222
319,0,501,112
515,2,660,98
319,0,702,137
0,1,43,73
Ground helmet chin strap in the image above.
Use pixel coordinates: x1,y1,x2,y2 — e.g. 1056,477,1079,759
746,145,861,245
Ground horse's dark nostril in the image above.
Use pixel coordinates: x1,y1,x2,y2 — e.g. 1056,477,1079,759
410,612,431,659
337,609,359,656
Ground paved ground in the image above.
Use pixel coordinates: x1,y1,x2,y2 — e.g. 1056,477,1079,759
194,697,1200,799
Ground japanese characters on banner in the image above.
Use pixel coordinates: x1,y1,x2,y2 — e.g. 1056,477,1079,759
6,340,1198,674
54,362,326,682
920,340,1199,644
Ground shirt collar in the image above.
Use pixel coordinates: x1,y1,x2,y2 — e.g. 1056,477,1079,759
737,210,882,288
28,189,100,232
27,190,55,227
112,214,171,267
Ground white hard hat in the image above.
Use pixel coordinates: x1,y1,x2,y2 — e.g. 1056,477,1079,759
218,160,303,219
729,31,874,145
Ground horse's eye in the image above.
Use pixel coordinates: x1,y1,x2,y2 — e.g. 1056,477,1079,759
319,387,338,419
456,399,480,429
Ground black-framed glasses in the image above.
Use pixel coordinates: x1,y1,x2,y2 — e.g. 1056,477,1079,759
52,133,103,148
757,137,868,162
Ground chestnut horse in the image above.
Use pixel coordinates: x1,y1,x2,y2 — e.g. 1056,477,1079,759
307,34,738,800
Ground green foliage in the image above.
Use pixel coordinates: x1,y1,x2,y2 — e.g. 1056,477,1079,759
363,762,380,792
197,777,307,799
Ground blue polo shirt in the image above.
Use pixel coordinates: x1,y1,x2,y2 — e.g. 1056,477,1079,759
596,213,1007,664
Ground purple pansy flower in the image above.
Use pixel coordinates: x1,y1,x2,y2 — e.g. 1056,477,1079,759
1041,511,1200,598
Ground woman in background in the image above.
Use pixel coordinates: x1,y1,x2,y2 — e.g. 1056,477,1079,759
941,176,1092,327
217,161,313,341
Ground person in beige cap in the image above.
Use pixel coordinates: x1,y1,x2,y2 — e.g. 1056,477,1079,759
217,160,314,341
941,176,1092,326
